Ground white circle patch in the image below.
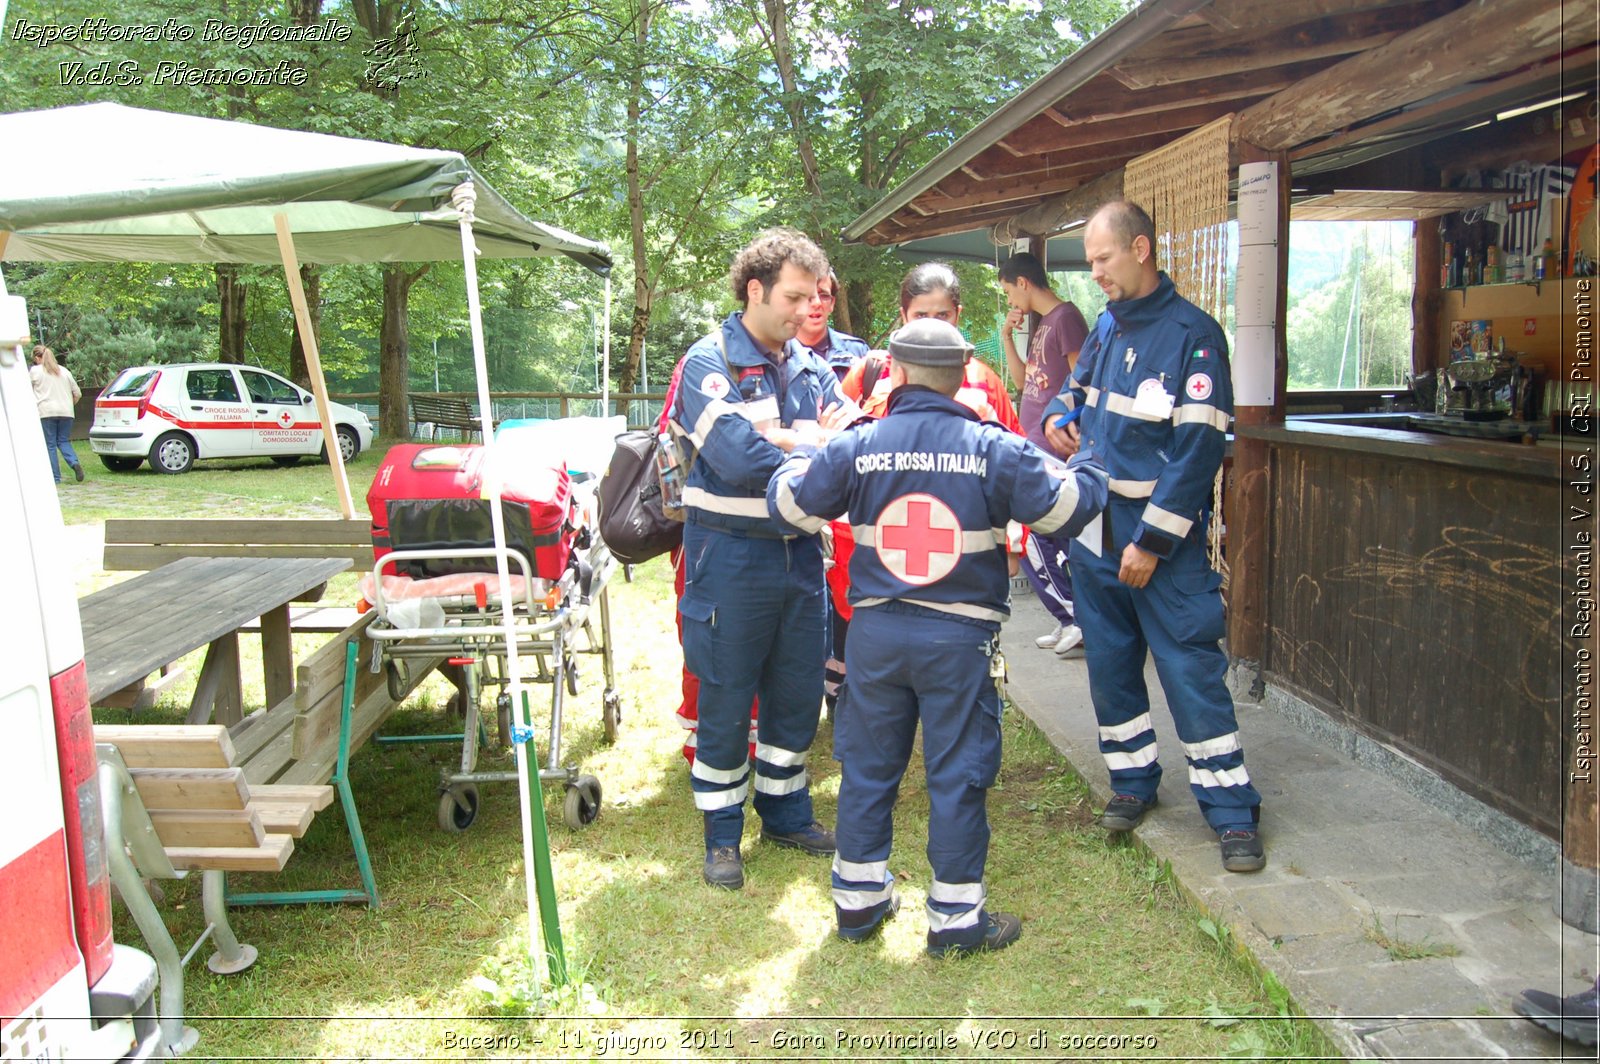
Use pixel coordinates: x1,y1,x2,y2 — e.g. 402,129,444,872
701,373,731,400
1185,374,1213,401
874,492,962,586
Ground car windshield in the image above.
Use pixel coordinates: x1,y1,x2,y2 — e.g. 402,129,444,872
104,369,158,398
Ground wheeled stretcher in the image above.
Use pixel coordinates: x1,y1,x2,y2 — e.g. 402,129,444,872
361,443,622,832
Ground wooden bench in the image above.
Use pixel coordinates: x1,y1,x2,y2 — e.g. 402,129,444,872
94,613,436,1055
103,517,372,572
408,392,491,440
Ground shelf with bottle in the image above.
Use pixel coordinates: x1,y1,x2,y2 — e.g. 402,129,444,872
1442,278,1550,303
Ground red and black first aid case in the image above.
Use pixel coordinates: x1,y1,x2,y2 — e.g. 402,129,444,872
367,444,574,581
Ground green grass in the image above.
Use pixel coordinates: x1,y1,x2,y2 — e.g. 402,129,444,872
68,462,1344,1061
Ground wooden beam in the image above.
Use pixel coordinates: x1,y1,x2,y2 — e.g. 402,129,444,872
921,172,1089,213
866,206,1027,246
1130,0,1456,64
1291,49,1597,169
1110,31,1400,90
1203,0,1442,36
962,129,1218,183
1011,169,1127,238
1052,63,1322,128
1237,0,1595,151
1002,99,1252,158
1412,217,1441,377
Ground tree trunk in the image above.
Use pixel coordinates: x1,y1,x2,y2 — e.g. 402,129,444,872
616,0,655,398
216,265,247,363
379,265,415,440
843,277,873,345
762,0,822,201
287,264,320,387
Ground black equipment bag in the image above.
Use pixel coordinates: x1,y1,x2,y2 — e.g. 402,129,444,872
598,429,682,565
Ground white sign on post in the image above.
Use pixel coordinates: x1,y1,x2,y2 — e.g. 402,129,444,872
1234,161,1279,408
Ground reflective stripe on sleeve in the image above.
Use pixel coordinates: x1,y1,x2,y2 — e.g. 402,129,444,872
683,486,769,518
686,397,748,448
1141,503,1194,539
1032,474,1083,536
772,465,827,534
1174,403,1230,431
1108,477,1157,499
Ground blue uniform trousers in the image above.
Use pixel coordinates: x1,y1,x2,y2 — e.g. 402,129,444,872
678,521,826,848
831,606,1001,947
1070,502,1260,833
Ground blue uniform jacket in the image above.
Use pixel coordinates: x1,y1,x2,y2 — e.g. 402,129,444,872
768,386,1108,628
1041,273,1231,560
671,311,853,537
802,326,869,377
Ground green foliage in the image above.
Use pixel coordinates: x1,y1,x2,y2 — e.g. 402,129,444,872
1286,222,1415,390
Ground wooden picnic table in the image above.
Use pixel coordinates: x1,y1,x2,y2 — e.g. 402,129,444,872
81,556,352,727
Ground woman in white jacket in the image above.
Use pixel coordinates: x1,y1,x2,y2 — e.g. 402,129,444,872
30,345,84,483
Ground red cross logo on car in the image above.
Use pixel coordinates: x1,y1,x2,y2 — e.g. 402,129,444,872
276,409,296,428
876,492,961,585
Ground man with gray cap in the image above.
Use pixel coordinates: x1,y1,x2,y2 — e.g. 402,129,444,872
767,319,1108,955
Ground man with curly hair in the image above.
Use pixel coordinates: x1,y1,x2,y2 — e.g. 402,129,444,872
668,229,859,889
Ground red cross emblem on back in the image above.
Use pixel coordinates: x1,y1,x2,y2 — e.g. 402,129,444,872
876,492,962,586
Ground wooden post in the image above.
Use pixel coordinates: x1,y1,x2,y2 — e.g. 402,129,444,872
273,214,354,519
1412,220,1442,379
1227,146,1291,667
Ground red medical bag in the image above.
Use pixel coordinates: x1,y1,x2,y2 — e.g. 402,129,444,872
367,444,574,580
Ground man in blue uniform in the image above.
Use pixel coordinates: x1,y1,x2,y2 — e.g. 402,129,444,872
671,228,858,890
769,319,1108,954
1043,200,1265,873
796,270,870,382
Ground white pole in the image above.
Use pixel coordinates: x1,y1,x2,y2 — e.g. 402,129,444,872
601,275,612,417
451,181,548,990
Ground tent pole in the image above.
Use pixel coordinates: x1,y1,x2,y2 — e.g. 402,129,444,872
272,214,353,519
601,275,612,418
453,182,557,993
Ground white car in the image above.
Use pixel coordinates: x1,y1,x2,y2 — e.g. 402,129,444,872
89,362,375,474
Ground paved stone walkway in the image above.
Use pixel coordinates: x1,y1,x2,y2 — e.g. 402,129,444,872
1001,592,1597,1061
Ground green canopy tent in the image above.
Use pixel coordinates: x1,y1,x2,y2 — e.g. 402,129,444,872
0,100,611,1008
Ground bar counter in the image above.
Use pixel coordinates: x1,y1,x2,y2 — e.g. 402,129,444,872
1232,416,1569,839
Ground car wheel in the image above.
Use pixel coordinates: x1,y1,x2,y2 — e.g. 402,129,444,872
149,432,195,474
336,425,360,463
270,455,301,468
99,456,142,473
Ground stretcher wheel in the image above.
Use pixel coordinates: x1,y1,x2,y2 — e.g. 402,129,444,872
562,775,601,829
564,657,580,697
602,692,622,744
438,784,479,833
386,660,411,702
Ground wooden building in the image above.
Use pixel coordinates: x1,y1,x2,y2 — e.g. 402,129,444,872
845,0,1598,925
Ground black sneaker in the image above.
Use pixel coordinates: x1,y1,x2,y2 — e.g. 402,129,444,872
926,911,1023,958
1219,829,1266,873
1514,979,1600,1047
836,891,899,943
703,846,744,890
760,821,836,856
1100,793,1156,832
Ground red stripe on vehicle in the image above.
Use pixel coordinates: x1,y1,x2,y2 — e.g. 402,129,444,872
0,830,81,1020
143,404,323,431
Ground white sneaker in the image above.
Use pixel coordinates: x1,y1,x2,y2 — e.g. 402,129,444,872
1034,624,1064,649
1054,624,1085,658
